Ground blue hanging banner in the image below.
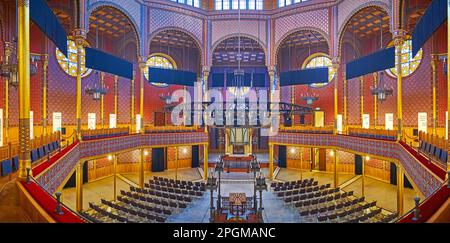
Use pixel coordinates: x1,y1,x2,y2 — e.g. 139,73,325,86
346,47,395,80
211,73,225,87
30,0,68,55
147,67,197,86
280,67,329,87
412,0,447,57
85,47,133,79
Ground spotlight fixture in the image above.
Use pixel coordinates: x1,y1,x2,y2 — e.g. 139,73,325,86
107,155,113,161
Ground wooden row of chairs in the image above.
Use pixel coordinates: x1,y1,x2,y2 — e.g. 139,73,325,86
418,131,448,166
280,126,334,134
348,128,397,141
144,125,200,134
80,127,129,140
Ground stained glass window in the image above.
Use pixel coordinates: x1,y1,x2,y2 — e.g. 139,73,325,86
144,55,176,88
386,39,423,78
56,39,91,77
303,54,336,88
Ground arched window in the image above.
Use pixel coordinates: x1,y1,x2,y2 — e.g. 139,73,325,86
302,53,336,88
56,39,92,77
144,54,177,88
386,39,423,78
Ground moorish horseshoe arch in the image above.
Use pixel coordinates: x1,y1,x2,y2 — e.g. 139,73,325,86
87,3,142,62
147,26,205,71
273,26,331,68
337,2,392,59
210,33,269,68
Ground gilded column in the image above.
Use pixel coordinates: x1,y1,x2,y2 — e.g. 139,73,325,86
139,59,146,133
139,149,144,188
394,31,406,141
113,155,117,200
333,61,340,134
362,156,365,197
343,73,348,133
42,55,48,135
18,0,32,180
131,72,136,133
397,163,404,215
73,29,87,140
373,72,378,128
114,75,119,124
100,72,105,128
360,77,364,127
4,42,12,144
291,86,295,122
431,55,437,135
76,162,83,212
333,149,339,188
269,143,274,180
448,0,450,176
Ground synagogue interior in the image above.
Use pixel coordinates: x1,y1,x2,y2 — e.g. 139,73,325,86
0,0,449,224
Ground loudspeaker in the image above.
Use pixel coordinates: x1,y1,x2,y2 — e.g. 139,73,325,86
61,127,67,135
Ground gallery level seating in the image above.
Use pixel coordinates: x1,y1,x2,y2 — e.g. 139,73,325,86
144,125,201,134
272,179,396,223
348,128,397,141
80,127,130,140
1,132,61,177
418,131,448,167
85,177,205,223
280,126,334,134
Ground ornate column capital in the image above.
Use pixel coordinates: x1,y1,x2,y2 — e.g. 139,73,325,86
4,42,14,54
72,29,87,44
393,29,407,46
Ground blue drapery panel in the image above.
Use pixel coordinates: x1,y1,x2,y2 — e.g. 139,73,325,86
30,0,67,55
280,67,329,87
148,67,197,86
278,146,287,168
212,73,225,87
412,0,447,56
152,148,165,172
226,73,267,87
1,159,12,177
346,47,395,80
85,47,133,79
191,145,200,168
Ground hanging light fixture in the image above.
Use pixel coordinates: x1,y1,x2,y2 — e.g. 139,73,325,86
371,15,393,102
228,4,249,99
85,15,108,101
300,34,319,105
371,72,393,102
1,38,37,87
